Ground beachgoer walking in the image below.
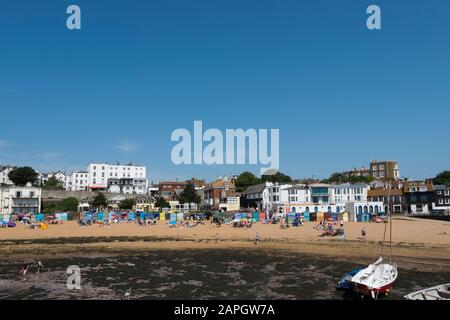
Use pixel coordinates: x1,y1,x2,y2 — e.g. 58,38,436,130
255,232,260,245
215,233,219,243
361,226,366,239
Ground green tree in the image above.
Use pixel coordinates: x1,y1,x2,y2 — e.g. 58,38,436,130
8,167,38,186
59,197,79,212
323,172,374,184
43,176,64,189
42,203,58,214
119,198,135,210
91,192,107,210
235,171,262,192
155,197,170,212
433,171,450,187
179,183,201,210
262,171,292,183
42,197,79,214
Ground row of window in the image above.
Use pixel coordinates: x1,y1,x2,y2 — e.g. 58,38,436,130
92,166,144,171
372,164,385,170
13,191,36,198
334,188,364,195
373,171,385,178
437,190,450,196
438,198,450,205
369,196,402,203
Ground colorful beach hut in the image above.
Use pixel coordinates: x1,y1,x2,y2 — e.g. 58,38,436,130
303,212,310,222
316,212,324,222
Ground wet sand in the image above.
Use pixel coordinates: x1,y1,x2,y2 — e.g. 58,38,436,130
1,217,449,271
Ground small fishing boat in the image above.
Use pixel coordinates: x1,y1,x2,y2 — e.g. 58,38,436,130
404,284,450,300
337,268,362,291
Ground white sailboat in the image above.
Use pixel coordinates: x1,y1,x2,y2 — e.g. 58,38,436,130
351,180,398,299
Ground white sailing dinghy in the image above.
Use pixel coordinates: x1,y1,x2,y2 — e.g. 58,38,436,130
404,284,450,300
351,181,398,299
351,256,398,298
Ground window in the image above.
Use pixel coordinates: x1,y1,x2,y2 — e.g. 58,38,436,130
438,191,442,195
16,191,21,198
446,199,450,205
439,199,444,205
445,190,450,196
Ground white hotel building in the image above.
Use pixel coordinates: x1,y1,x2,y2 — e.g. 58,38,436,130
87,163,148,195
280,183,384,222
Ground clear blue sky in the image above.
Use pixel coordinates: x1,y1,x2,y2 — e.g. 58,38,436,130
0,0,449,182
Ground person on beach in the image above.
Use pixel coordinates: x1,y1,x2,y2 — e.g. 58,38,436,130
255,232,260,245
215,233,220,243
18,263,30,277
36,260,44,273
361,226,366,239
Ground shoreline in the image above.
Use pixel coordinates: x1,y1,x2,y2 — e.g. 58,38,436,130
1,218,449,272
1,236,450,272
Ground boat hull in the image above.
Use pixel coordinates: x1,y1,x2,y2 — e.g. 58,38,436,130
354,281,395,296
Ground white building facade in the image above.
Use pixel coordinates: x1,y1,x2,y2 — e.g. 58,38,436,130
0,166,15,185
87,163,148,194
0,185,42,220
280,183,383,222
66,171,89,191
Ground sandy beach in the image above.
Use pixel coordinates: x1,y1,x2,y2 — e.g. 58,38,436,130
1,217,449,269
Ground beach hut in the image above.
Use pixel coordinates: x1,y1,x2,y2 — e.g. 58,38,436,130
96,212,104,222
127,212,136,221
61,213,68,221
177,212,184,221
36,214,45,222
303,212,310,222
258,212,266,222
316,212,324,222
252,211,259,222
287,213,296,223
159,212,165,220
362,213,370,222
170,213,177,223
341,212,349,222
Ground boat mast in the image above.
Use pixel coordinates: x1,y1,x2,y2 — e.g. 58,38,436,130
389,179,392,262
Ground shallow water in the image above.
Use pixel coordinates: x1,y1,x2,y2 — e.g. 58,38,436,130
0,249,448,300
